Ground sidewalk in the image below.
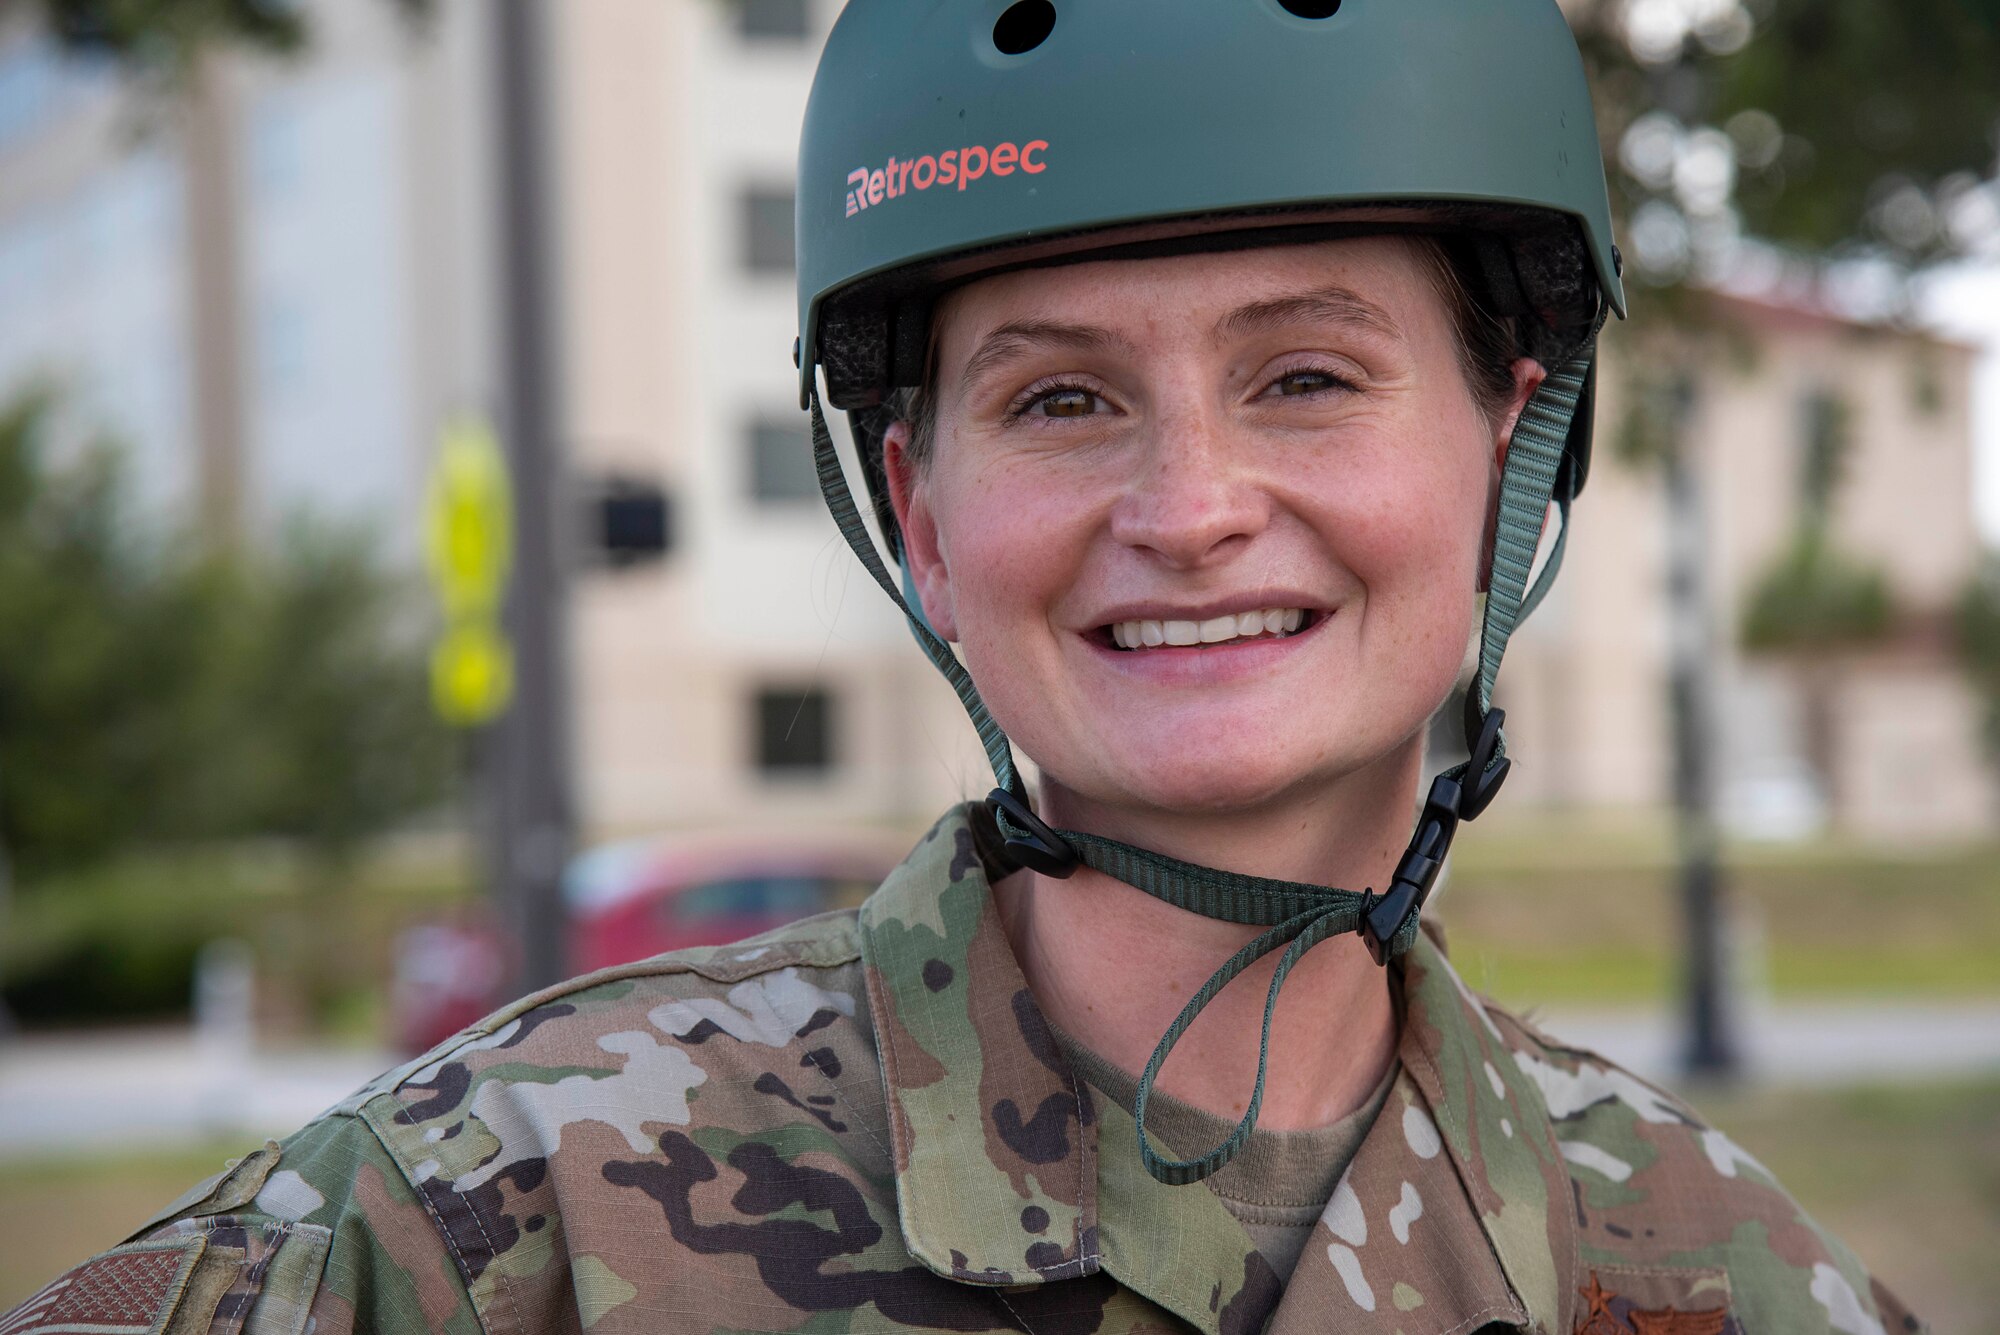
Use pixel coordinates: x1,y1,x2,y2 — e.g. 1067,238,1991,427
0,1028,392,1156
2,999,1997,1157
1534,998,2000,1088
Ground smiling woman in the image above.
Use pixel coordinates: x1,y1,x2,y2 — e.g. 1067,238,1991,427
887,240,1529,843
3,2,1928,1333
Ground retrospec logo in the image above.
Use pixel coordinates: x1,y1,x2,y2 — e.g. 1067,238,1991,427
845,138,1049,217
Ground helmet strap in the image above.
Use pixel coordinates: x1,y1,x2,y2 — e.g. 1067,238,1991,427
806,330,1597,1182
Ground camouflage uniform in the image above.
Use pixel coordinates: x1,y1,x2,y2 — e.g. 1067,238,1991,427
6,805,1922,1335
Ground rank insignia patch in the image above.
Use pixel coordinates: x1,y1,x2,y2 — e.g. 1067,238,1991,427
1576,1268,1741,1335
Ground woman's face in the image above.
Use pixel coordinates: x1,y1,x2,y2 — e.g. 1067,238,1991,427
887,238,1537,822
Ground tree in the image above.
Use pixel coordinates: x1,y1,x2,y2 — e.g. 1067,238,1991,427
0,387,229,876
0,387,455,882
1570,0,2000,290
1563,0,2000,1077
1738,389,1895,824
1958,552,2000,783
1,0,430,85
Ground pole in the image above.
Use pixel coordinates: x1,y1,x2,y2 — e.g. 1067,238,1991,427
0,803,15,1041
489,0,573,994
1663,379,1738,1078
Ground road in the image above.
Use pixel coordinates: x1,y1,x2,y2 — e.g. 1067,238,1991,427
2,999,1997,1156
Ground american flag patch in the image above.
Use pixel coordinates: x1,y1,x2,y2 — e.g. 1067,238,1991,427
0,1238,205,1335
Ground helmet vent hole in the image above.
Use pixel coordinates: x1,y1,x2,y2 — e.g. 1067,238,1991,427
993,0,1056,55
1277,0,1342,16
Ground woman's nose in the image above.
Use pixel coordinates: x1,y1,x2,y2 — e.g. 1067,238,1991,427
1107,408,1270,568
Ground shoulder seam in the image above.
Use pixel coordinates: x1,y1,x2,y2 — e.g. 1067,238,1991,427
353,1099,498,1335
351,922,867,1104
467,923,864,1036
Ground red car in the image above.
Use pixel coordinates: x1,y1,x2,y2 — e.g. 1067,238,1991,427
563,833,897,973
391,833,899,1054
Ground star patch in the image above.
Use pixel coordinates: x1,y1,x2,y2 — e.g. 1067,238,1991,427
1578,1272,1625,1335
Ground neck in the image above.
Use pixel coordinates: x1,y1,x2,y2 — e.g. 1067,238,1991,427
993,743,1419,1133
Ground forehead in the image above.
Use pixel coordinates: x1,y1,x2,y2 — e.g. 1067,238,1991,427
930,235,1444,363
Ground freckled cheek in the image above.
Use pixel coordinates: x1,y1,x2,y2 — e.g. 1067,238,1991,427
1308,464,1486,652
933,473,1095,652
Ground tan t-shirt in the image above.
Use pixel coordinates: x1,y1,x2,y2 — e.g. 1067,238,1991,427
1054,1028,1397,1284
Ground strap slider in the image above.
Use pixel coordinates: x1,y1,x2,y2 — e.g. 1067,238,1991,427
987,788,1080,879
1458,706,1512,820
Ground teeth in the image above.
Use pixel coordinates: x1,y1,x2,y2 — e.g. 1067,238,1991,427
1109,608,1313,651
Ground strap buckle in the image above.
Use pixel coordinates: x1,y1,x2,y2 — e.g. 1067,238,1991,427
1362,708,1511,963
987,788,1080,878
1363,774,1462,963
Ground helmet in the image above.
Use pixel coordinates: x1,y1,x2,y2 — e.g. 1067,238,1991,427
794,0,1621,1185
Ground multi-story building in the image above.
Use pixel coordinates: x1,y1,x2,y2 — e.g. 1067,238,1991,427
0,0,496,555
0,0,1989,848
1503,296,1992,840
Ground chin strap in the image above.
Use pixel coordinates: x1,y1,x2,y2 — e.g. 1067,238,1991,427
808,334,1595,1183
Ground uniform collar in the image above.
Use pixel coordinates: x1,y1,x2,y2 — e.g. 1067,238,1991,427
858,804,1578,1335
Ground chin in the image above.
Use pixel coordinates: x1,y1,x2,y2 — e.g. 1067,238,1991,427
1035,698,1434,824
1061,739,1358,819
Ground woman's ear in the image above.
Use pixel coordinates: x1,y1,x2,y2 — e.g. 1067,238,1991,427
1492,357,1549,474
883,420,960,641
1480,357,1552,592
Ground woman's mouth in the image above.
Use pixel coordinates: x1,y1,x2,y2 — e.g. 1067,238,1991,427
1102,607,1319,651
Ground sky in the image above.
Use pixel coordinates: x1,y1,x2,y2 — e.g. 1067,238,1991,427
1923,259,2000,546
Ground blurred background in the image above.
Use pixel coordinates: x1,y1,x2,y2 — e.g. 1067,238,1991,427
0,0,1996,1325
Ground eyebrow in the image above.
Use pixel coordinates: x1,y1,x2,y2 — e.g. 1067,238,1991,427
1216,284,1405,345
955,284,1403,385
959,320,1137,385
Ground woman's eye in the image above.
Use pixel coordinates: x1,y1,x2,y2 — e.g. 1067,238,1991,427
1272,370,1347,397
1029,388,1101,418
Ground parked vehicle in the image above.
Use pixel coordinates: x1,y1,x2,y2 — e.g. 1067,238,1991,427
563,833,896,972
391,831,900,1053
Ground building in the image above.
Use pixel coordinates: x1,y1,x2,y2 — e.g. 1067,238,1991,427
1502,297,1994,841
1,0,1988,848
0,0,494,555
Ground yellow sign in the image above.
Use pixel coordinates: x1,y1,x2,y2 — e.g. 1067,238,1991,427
431,620,514,726
426,417,514,726
425,417,513,619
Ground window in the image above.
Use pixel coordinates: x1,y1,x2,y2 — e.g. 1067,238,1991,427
1796,389,1851,527
741,186,796,274
748,415,817,504
754,685,836,776
667,876,826,926
736,0,812,42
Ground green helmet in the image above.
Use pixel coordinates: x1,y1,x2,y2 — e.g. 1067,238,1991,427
798,0,1623,464
794,0,1621,1186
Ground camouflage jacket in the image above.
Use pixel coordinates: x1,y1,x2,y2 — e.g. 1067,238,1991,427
8,805,1921,1335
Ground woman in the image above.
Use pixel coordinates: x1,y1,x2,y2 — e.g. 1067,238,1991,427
8,3,1919,1333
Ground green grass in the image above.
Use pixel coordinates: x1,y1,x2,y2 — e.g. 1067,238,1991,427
0,1142,252,1309
1,841,472,1031
1436,825,2000,1008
